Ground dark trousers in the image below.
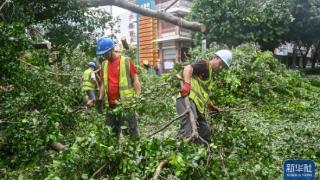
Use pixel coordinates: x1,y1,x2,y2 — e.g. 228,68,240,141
176,97,211,144
106,107,139,140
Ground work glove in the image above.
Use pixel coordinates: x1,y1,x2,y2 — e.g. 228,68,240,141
96,99,104,114
181,82,191,97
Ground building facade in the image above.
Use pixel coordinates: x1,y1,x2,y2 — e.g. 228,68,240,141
103,0,194,72
105,0,137,46
136,0,158,66
155,0,193,72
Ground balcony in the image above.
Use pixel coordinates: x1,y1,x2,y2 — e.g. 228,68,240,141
157,0,192,16
156,21,192,42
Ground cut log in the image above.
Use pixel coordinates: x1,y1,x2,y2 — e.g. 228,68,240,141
51,142,65,151
79,0,206,32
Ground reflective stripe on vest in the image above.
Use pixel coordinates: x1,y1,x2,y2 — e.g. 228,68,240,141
82,68,95,91
188,78,209,114
186,66,212,113
102,56,135,101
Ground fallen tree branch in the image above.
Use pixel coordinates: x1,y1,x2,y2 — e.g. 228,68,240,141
219,148,230,179
0,0,11,12
51,142,65,151
66,105,89,114
151,97,202,179
164,0,179,11
21,60,73,76
198,136,211,167
147,110,188,138
184,97,199,139
0,112,23,122
90,163,107,180
80,0,206,32
150,159,169,180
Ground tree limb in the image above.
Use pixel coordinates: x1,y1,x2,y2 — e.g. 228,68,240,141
184,97,198,139
164,0,179,11
90,163,107,180
146,110,188,138
21,60,72,76
0,0,10,12
219,148,230,179
51,142,65,151
150,159,169,180
79,0,206,32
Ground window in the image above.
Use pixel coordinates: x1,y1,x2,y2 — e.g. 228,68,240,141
129,23,134,29
129,31,135,37
163,48,176,60
129,14,134,20
160,21,176,34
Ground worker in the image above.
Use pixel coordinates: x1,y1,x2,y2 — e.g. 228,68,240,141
96,37,141,140
82,61,99,106
176,49,232,144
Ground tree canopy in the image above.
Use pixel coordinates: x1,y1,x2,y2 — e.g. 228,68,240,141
0,0,117,55
1,1,320,179
285,0,320,45
189,0,293,50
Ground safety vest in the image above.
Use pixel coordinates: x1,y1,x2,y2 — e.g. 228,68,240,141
180,67,212,114
82,68,95,91
102,56,135,101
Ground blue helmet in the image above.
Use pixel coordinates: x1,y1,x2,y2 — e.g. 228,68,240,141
96,37,116,55
87,61,97,68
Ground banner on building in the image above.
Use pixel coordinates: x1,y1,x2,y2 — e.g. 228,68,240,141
136,0,155,11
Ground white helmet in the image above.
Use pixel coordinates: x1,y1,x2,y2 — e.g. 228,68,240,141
215,49,232,67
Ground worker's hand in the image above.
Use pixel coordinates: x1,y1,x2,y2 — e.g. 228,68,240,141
96,99,104,114
208,102,221,112
181,82,191,97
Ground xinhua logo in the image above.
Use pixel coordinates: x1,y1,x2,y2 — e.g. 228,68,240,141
284,160,315,180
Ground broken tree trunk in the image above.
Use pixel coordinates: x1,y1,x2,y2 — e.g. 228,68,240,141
184,97,199,142
150,96,202,180
79,0,206,33
150,159,169,180
51,142,65,151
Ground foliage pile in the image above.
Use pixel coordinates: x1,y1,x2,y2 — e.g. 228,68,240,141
1,44,320,179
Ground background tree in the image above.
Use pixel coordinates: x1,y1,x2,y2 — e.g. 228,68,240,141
284,0,320,68
0,0,118,81
0,0,117,169
189,0,293,50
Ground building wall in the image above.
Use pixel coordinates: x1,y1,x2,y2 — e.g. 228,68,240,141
116,12,137,46
156,0,193,72
139,16,158,65
136,0,158,66
104,1,137,46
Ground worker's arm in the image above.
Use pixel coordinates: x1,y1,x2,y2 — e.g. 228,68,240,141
90,73,100,91
180,64,194,97
95,80,100,91
132,74,141,95
96,83,105,113
183,64,193,83
99,84,105,100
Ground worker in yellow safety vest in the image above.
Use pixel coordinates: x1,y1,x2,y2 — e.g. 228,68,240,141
176,50,233,144
82,61,99,106
96,37,141,140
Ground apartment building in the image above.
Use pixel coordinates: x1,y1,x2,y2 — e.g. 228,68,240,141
104,0,137,46
117,12,137,45
136,0,158,65
127,0,138,45
155,0,193,72
114,0,193,70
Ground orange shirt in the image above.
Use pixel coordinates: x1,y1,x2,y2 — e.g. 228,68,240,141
100,55,137,105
